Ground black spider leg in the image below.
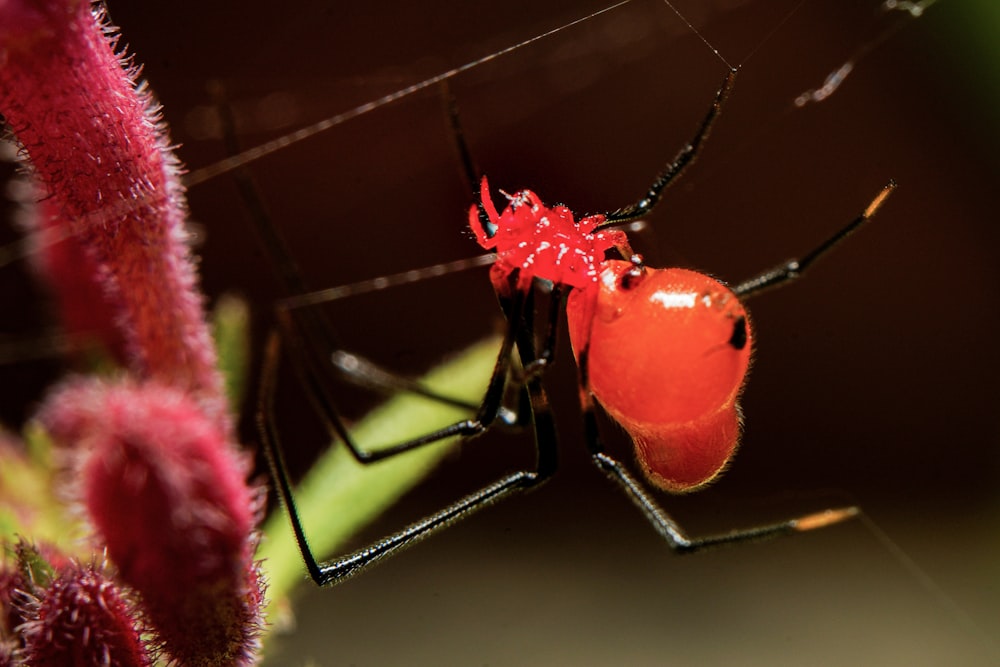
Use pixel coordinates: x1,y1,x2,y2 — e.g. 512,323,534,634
520,283,564,378
441,80,491,233
445,70,736,233
273,273,534,463
576,181,897,551
595,67,738,227
733,180,897,299
260,274,560,585
579,394,858,553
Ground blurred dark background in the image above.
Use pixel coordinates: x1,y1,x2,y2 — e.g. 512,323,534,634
2,0,998,664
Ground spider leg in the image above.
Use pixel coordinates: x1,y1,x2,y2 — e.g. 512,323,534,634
260,279,560,586
597,67,738,227
272,281,529,464
271,253,506,420
275,283,488,415
274,264,565,465
445,68,737,231
576,385,858,553
441,80,480,198
734,180,896,299
518,283,564,381
441,79,493,233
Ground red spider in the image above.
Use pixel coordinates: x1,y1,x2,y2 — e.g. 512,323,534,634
259,69,896,585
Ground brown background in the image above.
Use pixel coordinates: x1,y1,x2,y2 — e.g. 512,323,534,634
2,0,997,665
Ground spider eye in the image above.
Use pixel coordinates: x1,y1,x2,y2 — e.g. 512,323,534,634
728,315,748,350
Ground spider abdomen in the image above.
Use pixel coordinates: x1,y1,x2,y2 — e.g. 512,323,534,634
567,261,753,492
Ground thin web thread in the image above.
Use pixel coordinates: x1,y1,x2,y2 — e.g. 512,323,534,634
658,0,734,68
184,0,635,187
2,0,938,270
5,1,639,267
858,513,1000,661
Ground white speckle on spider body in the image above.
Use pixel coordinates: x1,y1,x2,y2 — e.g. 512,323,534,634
473,178,629,290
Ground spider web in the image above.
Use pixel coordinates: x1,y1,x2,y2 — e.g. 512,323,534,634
3,1,998,664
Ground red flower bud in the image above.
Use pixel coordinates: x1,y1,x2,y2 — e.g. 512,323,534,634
18,559,150,667
40,379,264,665
0,0,229,430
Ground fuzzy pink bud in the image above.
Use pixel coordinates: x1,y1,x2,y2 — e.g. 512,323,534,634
39,379,264,665
28,197,130,364
18,559,150,667
0,0,228,430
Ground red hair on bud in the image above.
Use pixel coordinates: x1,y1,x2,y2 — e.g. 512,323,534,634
41,379,264,665
18,557,151,667
0,0,229,431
